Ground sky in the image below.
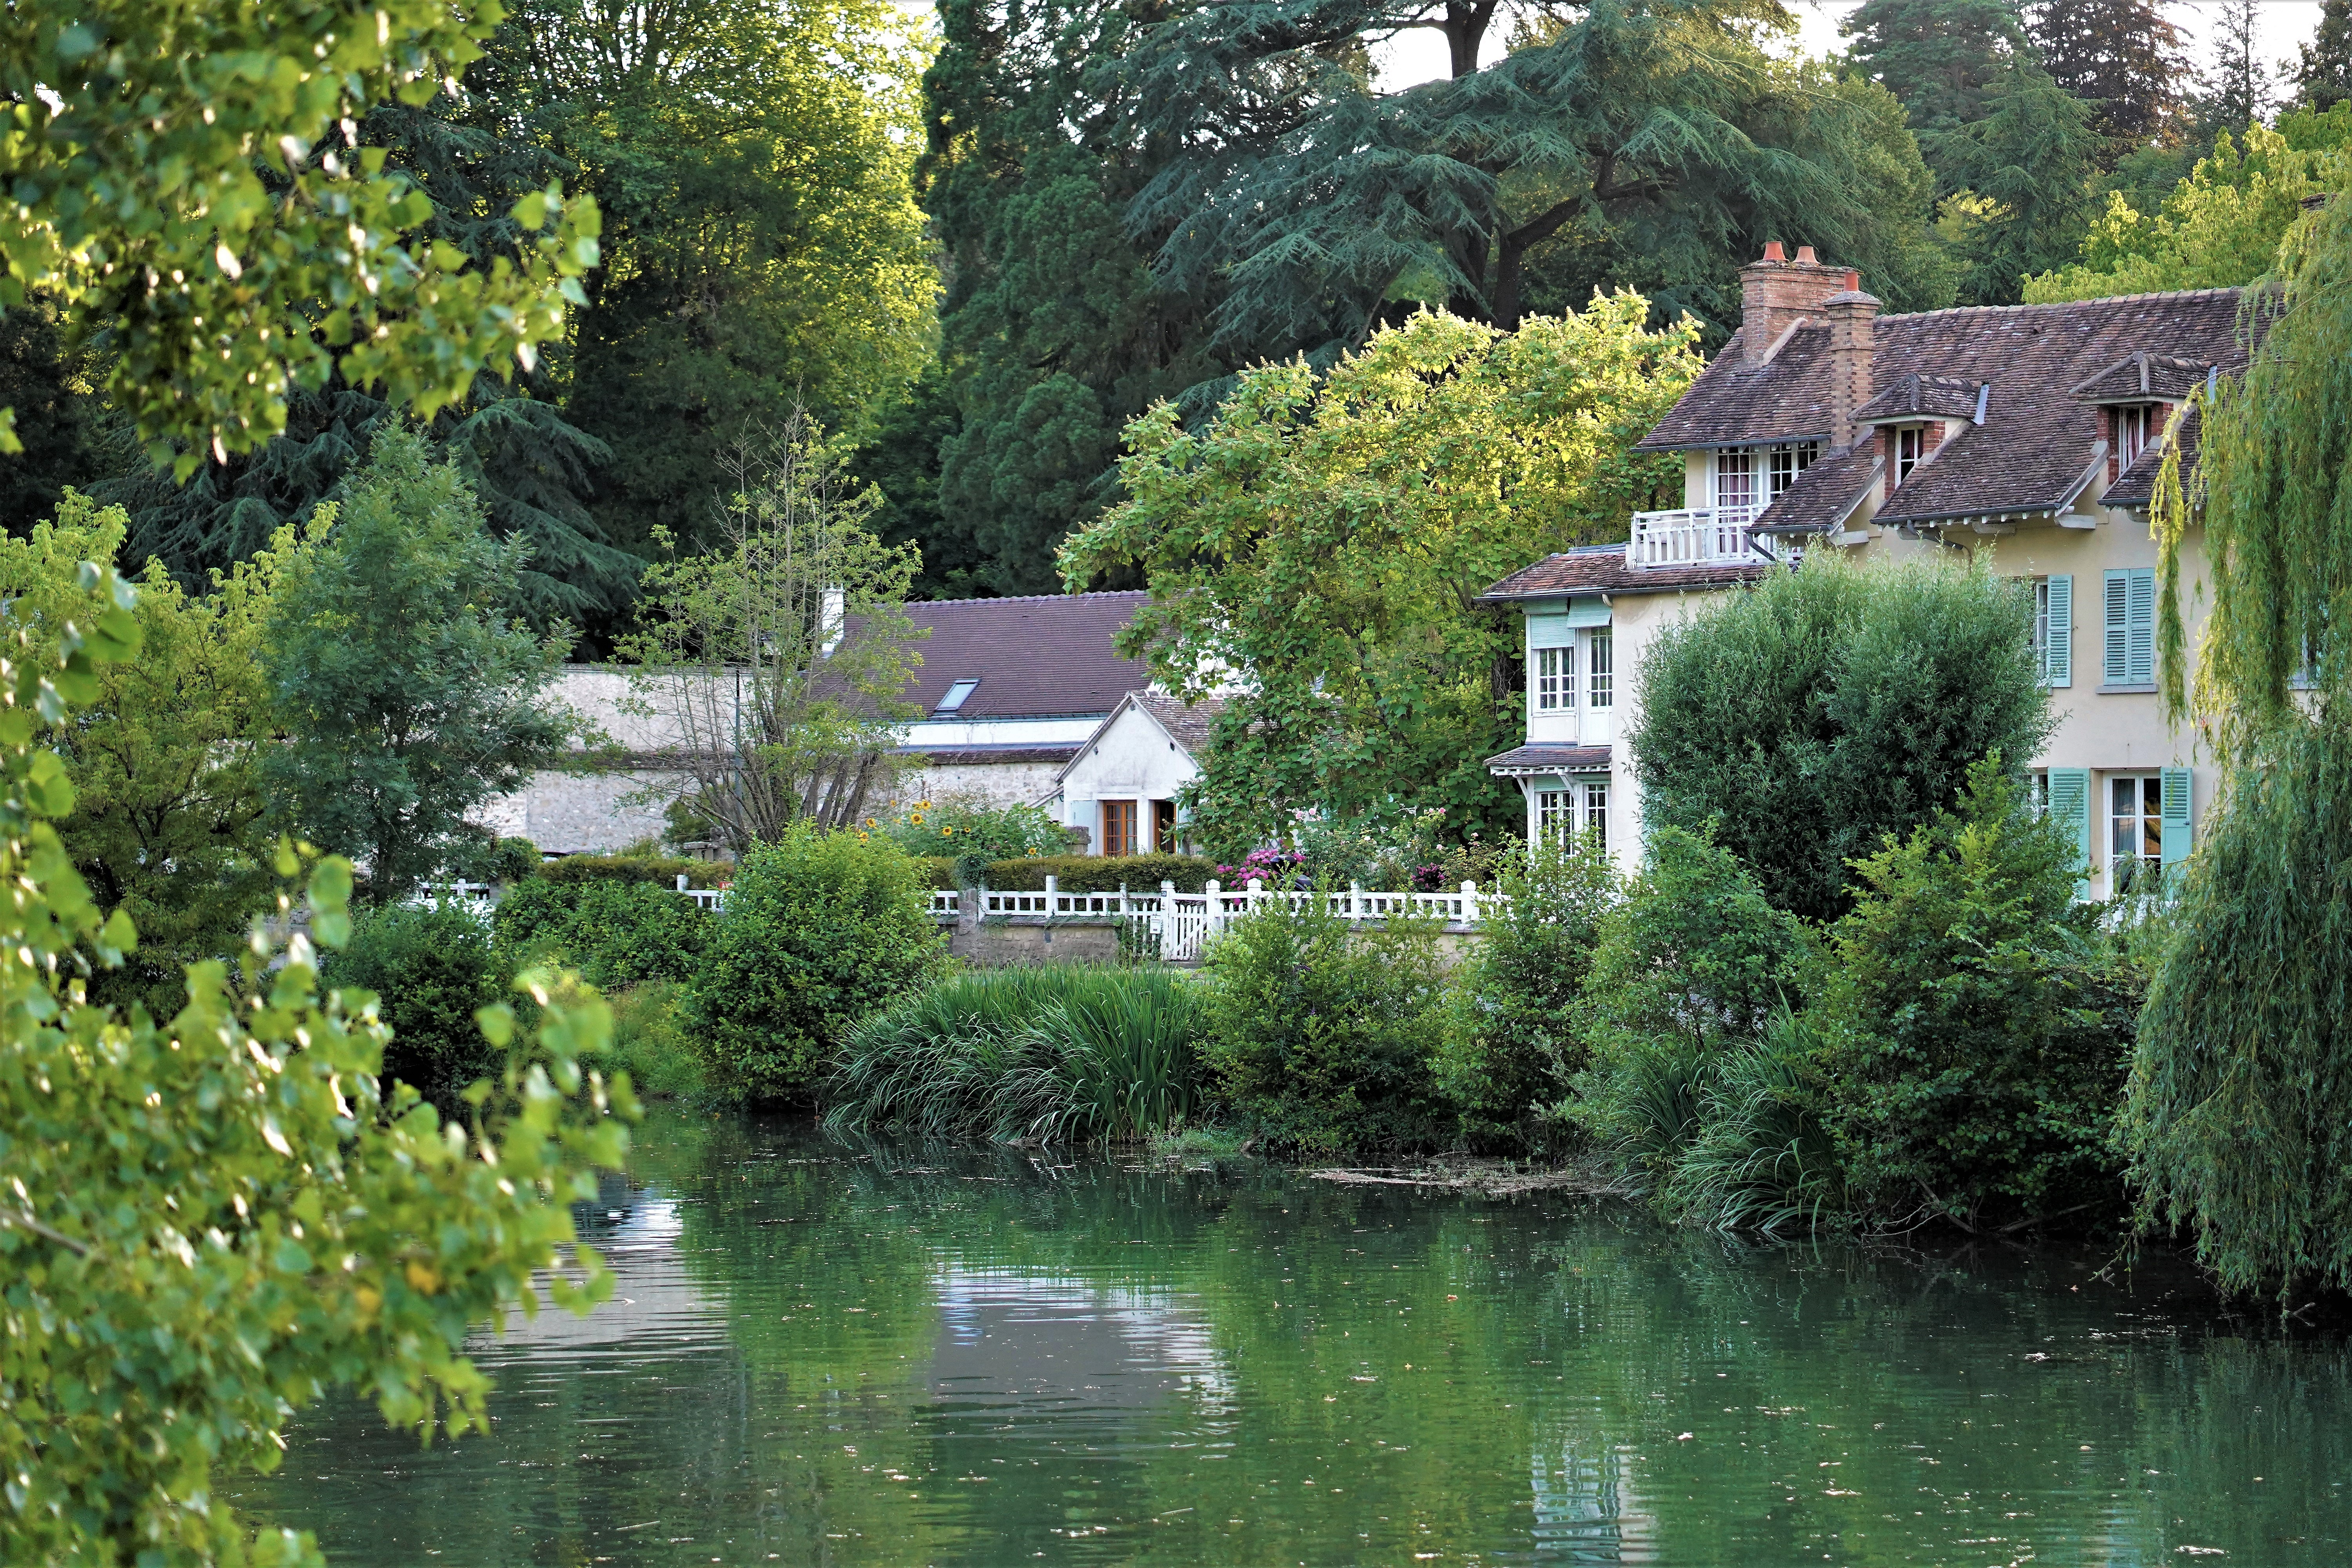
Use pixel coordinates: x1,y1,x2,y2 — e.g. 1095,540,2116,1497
1368,2,2328,90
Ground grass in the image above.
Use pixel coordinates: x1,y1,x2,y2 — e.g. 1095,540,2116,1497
823,965,1207,1145
603,981,708,1101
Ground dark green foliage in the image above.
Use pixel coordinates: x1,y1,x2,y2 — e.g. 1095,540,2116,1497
2024,0,2190,152
484,837,543,885
919,4,1226,593
2124,704,2352,1297
1125,0,1953,359
1568,828,1818,1176
261,426,579,901
2297,0,2352,111
0,297,96,532
2200,0,2270,132
540,853,729,889
605,981,708,1101
1822,761,2139,1230
1436,833,1617,1152
493,878,707,989
853,365,983,598
1659,1007,1851,1234
1929,64,2105,304
1628,554,2053,922
825,966,1207,1143
1199,895,1449,1155
1843,0,2040,149
685,823,948,1103
981,854,1219,894
323,902,508,1109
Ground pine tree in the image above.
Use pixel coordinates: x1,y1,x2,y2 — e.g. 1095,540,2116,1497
1927,62,2106,302
2296,0,2352,109
2026,0,2192,151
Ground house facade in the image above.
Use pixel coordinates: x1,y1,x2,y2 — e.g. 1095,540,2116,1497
1051,690,1224,855
1483,244,2247,899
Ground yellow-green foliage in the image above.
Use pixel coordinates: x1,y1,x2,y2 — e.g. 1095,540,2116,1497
2024,107,2352,302
1061,300,1702,853
0,558,633,1565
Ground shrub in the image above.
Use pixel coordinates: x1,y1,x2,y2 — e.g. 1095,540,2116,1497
1660,1006,1850,1235
1436,831,1617,1151
826,965,1206,1142
1628,552,2053,922
541,852,730,889
2124,714,2352,1297
483,835,544,884
686,823,948,1102
494,877,707,988
882,794,1067,865
1822,759,2139,1231
606,982,708,1101
321,899,510,1110
1199,894,1448,1154
982,853,1218,893
1567,827,1817,1176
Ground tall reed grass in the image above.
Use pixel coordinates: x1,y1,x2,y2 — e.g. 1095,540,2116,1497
823,966,1205,1144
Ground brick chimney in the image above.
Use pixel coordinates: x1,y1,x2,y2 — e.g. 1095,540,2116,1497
1822,270,1879,449
1737,243,1853,364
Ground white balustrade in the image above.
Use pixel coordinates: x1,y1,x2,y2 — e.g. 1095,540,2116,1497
1627,506,1759,567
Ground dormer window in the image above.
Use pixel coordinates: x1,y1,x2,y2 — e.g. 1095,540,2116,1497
1895,425,1938,485
2115,404,2155,468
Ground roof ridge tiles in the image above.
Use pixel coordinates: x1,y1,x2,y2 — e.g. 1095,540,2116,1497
910,589,1148,606
1876,285,2247,323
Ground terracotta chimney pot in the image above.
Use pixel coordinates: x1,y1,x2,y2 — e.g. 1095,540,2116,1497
1844,269,1860,289
1795,245,1817,264
1762,240,1786,263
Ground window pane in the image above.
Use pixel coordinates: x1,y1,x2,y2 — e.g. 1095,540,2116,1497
1587,630,1613,709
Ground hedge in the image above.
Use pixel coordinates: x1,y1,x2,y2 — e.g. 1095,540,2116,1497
978,854,1218,894
539,853,731,889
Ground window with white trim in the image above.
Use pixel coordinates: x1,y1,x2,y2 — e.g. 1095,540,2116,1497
1714,447,1757,514
2110,773,2161,889
1536,780,1609,849
1586,629,1613,709
1533,644,1569,712
1895,425,1926,484
2115,404,2155,468
1766,441,1820,501
1716,443,1818,514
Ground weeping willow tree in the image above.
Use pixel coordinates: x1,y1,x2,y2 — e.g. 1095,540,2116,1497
2123,191,2352,1299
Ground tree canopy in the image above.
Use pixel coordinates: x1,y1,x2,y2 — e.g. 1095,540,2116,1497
0,0,597,473
2025,107,2352,301
1061,300,1699,854
2024,0,2190,153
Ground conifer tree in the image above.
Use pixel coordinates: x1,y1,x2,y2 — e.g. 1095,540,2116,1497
2295,0,2352,109
2202,0,2272,130
2025,0,2192,151
1843,0,2040,146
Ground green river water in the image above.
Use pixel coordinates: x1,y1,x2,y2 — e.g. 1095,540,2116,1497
242,1109,2352,1566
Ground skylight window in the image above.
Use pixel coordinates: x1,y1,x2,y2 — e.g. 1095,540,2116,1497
936,678,980,713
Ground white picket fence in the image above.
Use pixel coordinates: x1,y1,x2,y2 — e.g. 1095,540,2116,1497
927,876,1504,962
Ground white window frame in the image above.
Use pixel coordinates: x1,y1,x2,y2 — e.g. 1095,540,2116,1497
1716,443,1819,516
1586,628,1613,710
2116,404,2154,468
2109,772,2162,890
1533,644,1570,713
1895,425,1925,485
1535,779,1609,849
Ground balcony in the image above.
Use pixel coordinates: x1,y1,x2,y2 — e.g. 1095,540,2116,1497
1627,506,1762,568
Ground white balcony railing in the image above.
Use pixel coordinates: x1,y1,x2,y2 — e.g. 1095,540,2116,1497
1628,506,1759,568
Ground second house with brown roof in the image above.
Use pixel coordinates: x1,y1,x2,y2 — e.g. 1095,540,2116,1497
1482,243,2251,900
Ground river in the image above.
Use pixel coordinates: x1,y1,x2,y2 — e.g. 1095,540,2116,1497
240,1107,2352,1564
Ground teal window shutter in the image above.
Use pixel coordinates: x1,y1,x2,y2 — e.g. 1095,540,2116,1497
1526,612,1573,649
2103,571,2128,684
2047,768,2092,898
2160,766,2194,867
2103,569,2154,685
2127,569,2156,684
2045,575,2072,688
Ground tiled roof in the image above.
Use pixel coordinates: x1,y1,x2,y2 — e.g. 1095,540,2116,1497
898,593,1151,719
1486,744,1611,774
1129,689,1227,756
898,744,1082,765
1755,444,1882,533
1854,372,1983,425
1477,544,1766,602
2070,352,2214,404
1639,289,2261,524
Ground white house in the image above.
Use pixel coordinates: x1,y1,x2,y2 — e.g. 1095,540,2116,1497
1052,690,1225,855
1483,244,2246,899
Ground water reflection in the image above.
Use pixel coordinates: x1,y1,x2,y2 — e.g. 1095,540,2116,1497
235,1112,2352,1566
